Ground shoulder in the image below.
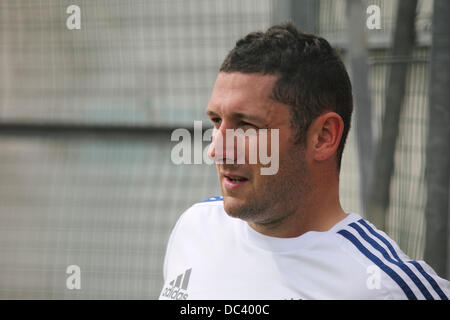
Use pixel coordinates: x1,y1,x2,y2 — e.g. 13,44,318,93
331,214,449,300
162,196,228,278
183,196,226,219
171,196,230,234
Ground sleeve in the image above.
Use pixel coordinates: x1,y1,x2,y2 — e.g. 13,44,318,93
407,260,450,300
374,259,450,300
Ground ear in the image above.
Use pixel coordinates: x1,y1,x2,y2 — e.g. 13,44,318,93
308,112,344,162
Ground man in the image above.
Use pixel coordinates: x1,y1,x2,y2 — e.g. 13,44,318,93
160,23,449,300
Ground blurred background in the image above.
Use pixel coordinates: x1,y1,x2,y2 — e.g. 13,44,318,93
0,0,448,299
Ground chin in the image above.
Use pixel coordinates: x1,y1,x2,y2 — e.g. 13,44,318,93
222,196,247,219
223,195,262,222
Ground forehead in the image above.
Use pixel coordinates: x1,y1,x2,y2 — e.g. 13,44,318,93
207,72,281,119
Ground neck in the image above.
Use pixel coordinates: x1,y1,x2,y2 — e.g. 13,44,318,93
248,172,347,238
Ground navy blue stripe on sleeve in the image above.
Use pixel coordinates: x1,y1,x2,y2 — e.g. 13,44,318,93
337,229,417,300
358,218,447,300
358,219,402,261
350,222,433,299
408,260,448,300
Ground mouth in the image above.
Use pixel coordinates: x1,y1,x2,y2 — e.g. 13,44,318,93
222,173,249,190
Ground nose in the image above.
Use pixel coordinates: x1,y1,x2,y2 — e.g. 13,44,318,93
207,126,235,163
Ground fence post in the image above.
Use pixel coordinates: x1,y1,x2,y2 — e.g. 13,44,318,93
424,0,449,278
346,0,373,215
367,0,418,230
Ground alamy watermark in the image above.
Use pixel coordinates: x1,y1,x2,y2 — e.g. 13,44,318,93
366,265,381,290
171,121,279,175
66,5,81,30
366,4,381,30
66,264,81,290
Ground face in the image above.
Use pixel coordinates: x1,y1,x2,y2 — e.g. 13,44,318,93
206,72,312,225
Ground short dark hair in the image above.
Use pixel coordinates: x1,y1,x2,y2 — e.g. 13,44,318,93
220,23,353,171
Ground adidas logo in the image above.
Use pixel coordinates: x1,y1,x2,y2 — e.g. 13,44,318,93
161,268,192,300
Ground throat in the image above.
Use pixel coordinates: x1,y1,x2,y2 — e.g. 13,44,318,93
247,213,302,238
247,208,348,238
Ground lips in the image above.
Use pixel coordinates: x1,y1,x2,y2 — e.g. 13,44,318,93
223,174,248,182
222,172,249,190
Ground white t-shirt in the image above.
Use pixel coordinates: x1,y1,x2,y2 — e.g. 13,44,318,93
159,197,450,300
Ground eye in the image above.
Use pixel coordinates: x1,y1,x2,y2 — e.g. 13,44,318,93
210,117,221,126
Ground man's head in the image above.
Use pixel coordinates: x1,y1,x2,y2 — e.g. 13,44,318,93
206,23,353,227
220,23,353,169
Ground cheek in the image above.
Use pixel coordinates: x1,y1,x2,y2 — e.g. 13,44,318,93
241,134,258,163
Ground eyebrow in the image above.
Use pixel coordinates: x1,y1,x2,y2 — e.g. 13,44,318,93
206,109,264,123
